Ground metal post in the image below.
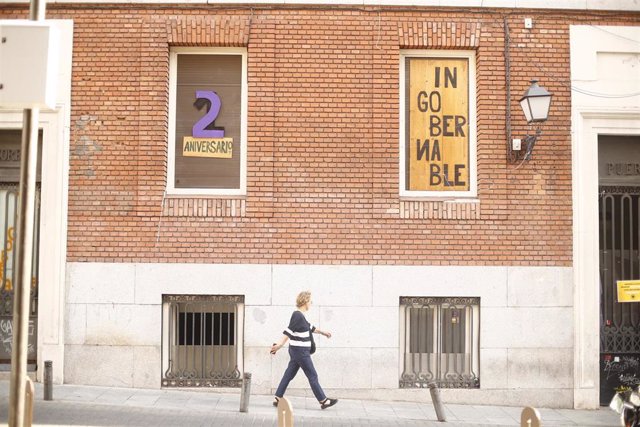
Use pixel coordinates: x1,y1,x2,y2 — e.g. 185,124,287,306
8,0,45,424
43,360,52,401
428,382,446,422
239,372,251,412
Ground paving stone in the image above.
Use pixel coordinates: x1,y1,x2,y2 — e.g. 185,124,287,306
0,380,620,426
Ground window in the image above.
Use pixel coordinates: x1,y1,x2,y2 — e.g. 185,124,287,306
162,295,244,388
399,297,480,388
168,48,247,195
177,312,235,346
400,50,477,198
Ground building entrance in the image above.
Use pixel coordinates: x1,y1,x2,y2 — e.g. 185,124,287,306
0,129,42,371
599,135,640,405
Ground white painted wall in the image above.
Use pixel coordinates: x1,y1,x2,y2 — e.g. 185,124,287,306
570,25,640,409
65,262,573,407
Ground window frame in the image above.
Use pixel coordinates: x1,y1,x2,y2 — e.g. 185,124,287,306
167,47,248,196
399,50,478,199
161,294,245,388
398,296,480,389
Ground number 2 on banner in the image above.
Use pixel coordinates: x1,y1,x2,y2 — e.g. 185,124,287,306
192,91,224,138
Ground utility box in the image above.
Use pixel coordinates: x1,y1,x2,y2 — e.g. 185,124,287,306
0,20,59,109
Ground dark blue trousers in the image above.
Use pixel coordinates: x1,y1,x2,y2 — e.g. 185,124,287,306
275,346,327,402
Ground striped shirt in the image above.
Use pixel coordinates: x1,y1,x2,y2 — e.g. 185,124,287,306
283,310,316,348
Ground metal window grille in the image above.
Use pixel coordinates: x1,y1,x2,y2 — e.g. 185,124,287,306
599,186,640,353
162,295,243,388
400,297,480,389
0,184,40,366
177,312,235,346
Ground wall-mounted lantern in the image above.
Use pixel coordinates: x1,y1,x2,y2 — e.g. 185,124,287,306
509,79,553,163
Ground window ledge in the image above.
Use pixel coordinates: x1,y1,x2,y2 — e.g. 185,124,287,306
399,199,480,220
163,196,246,218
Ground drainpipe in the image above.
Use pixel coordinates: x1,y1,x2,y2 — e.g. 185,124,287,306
504,16,514,163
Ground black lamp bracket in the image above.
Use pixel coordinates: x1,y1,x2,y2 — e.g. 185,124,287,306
523,128,542,160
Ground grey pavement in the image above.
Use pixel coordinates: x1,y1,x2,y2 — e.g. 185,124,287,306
0,380,619,426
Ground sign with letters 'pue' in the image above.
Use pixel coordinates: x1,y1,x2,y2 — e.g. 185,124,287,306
182,90,233,159
407,57,469,192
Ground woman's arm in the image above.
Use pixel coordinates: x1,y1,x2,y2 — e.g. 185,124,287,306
313,328,332,338
270,335,289,354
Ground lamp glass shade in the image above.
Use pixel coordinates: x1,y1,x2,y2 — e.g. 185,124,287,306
519,80,552,123
520,98,533,123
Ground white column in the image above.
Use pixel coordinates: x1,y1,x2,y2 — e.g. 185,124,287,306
570,25,640,409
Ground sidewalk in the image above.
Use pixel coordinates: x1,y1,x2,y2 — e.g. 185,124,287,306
0,380,619,427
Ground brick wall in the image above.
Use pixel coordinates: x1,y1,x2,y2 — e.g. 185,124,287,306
2,5,638,265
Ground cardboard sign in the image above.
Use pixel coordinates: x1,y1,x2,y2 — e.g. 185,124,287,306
407,57,469,191
182,137,233,159
617,280,640,303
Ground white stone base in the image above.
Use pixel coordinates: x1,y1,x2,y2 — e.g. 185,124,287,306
64,262,574,407
64,344,160,389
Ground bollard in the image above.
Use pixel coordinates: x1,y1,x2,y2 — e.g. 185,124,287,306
277,396,294,427
239,372,251,413
25,377,34,427
44,360,53,401
428,382,446,422
520,406,541,427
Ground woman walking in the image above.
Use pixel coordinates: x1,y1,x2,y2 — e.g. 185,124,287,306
270,291,338,409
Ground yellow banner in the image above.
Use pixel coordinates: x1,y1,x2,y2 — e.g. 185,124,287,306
182,137,233,159
617,280,640,303
407,57,469,191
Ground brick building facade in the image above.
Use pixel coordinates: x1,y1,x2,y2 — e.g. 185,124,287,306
1,0,639,409
72,9,573,264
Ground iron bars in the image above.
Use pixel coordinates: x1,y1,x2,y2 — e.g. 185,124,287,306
599,186,640,354
0,184,39,366
400,296,480,389
162,295,243,388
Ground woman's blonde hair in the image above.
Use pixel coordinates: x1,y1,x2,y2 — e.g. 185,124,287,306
296,291,312,308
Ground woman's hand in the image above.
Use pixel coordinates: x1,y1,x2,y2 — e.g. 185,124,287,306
315,328,332,338
271,335,289,354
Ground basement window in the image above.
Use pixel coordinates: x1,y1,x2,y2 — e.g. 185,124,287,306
162,294,244,388
399,296,480,388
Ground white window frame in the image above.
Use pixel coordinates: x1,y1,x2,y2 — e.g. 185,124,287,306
399,50,477,199
167,47,248,196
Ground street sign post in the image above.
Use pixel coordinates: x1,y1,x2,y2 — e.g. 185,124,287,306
2,0,50,425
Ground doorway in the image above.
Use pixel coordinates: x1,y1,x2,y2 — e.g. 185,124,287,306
598,135,640,405
0,129,42,371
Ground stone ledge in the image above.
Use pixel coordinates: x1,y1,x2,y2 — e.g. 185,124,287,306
32,1,638,12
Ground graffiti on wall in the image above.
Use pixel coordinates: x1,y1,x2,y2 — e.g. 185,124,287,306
0,317,36,360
